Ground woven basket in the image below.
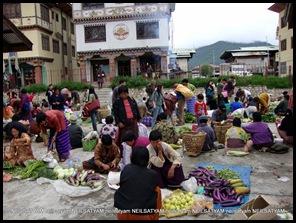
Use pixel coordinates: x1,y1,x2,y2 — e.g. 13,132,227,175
82,139,98,151
98,109,110,119
213,123,232,144
182,131,207,156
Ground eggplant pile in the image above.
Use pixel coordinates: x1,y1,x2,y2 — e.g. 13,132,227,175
64,169,105,189
204,178,245,207
188,166,217,186
188,166,249,207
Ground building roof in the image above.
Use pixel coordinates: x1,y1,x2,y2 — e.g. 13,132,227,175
3,15,33,53
171,48,196,58
269,3,293,29
220,46,279,60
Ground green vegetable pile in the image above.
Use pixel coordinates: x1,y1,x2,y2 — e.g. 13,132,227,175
3,160,57,180
178,126,192,136
185,112,195,123
262,113,279,123
216,167,240,180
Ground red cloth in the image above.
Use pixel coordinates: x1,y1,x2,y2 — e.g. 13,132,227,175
40,110,67,134
124,99,133,119
28,94,35,102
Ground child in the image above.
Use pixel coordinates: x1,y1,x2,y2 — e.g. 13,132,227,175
99,115,118,143
65,97,74,111
31,103,41,118
194,93,208,125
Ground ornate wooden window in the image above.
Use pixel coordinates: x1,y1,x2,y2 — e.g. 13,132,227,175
85,25,106,42
42,34,50,51
281,39,286,51
3,3,21,18
53,39,60,53
41,4,50,22
62,17,67,31
136,22,159,39
56,13,59,22
82,3,104,10
280,16,287,29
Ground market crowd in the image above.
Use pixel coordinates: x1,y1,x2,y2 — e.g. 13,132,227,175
3,76,293,220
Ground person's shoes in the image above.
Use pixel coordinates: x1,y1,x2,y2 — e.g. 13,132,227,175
59,158,66,162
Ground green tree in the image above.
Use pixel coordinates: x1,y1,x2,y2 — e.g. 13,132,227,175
200,64,213,78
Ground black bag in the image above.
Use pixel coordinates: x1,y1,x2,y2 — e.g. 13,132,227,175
266,142,289,154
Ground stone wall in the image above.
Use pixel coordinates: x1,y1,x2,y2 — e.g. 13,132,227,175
6,86,290,106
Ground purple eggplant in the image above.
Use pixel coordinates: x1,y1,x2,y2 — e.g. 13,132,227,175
221,200,241,207
68,176,75,185
237,195,244,203
220,199,237,204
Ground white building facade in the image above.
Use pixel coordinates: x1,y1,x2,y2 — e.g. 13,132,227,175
72,3,175,83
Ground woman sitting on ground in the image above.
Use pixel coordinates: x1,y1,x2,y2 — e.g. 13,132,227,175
3,122,35,166
225,117,248,153
275,108,293,146
114,146,161,220
147,130,185,188
119,131,150,170
242,112,274,152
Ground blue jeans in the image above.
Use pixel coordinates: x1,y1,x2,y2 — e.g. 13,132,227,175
151,105,164,128
89,110,98,131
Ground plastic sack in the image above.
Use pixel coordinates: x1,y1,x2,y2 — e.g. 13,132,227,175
83,131,99,140
180,176,199,193
36,177,106,197
47,159,59,169
107,171,121,190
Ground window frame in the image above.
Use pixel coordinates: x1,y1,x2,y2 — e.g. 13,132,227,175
280,39,287,51
52,39,60,54
3,3,21,18
82,3,104,10
62,17,67,31
41,34,50,51
84,25,106,43
63,43,68,55
41,4,50,23
136,21,159,40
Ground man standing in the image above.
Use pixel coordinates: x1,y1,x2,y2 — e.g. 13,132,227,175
173,82,186,126
97,66,105,89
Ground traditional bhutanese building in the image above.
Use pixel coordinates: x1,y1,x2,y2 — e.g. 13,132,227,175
72,3,175,83
268,3,293,77
3,3,79,88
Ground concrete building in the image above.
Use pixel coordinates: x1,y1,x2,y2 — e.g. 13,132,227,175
219,46,279,75
3,3,79,88
72,3,175,83
268,3,293,77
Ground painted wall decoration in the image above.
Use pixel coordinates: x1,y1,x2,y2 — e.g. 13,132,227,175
113,23,129,40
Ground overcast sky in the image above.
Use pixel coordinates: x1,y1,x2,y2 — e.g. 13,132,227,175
171,3,279,49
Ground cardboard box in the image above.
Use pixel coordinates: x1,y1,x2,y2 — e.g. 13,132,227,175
233,195,279,220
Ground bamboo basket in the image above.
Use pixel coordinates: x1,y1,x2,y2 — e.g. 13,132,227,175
213,123,232,144
98,108,110,119
182,132,207,157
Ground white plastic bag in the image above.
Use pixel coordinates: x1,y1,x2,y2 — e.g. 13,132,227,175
107,171,121,190
36,177,106,197
180,176,199,193
47,159,59,168
83,131,99,140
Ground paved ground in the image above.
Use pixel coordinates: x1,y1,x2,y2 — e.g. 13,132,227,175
3,121,293,220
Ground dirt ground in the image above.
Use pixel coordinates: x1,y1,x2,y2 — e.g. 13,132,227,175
3,121,293,220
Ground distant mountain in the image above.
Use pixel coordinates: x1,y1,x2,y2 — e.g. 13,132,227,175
188,41,273,70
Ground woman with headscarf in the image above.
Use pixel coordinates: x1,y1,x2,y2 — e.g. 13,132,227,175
36,110,71,162
3,122,35,166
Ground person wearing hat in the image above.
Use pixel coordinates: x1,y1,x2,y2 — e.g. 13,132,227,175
211,104,232,128
68,114,83,149
196,115,216,152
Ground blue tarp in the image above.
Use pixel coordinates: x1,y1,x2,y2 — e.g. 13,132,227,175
196,162,253,214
